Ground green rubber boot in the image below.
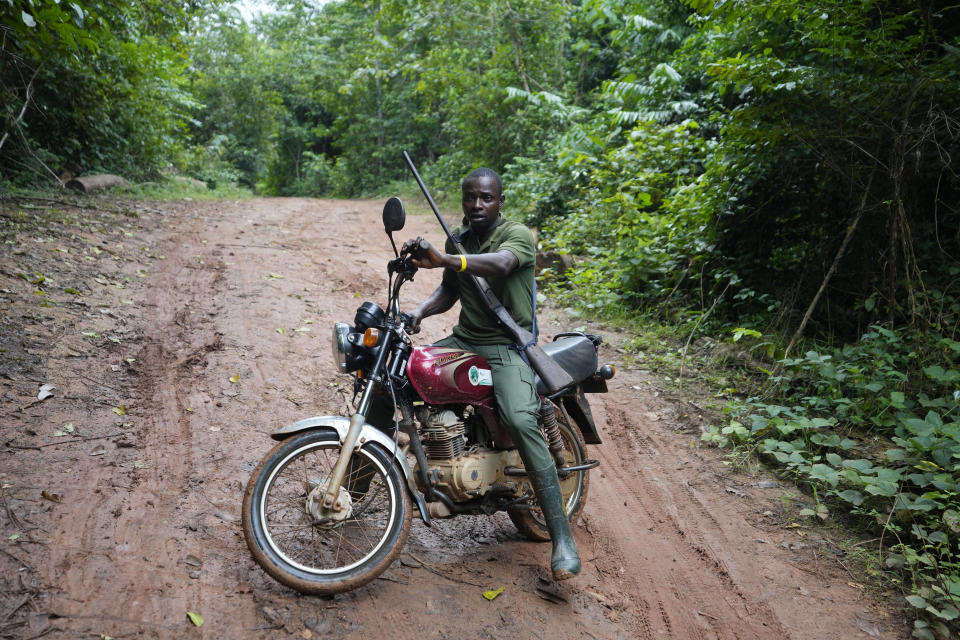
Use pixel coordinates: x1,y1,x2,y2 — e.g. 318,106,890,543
528,464,581,581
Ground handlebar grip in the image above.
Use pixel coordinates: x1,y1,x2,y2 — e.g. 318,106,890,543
398,311,421,334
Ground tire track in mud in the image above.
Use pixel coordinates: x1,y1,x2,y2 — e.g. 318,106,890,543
585,400,788,640
39,209,227,637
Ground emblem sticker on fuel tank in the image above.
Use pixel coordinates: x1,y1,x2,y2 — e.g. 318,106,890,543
468,366,493,386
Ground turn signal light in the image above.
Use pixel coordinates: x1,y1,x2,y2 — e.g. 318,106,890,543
363,328,380,347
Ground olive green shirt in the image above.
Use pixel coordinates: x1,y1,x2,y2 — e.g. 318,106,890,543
442,218,536,346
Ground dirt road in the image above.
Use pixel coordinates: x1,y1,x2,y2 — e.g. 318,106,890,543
1,196,906,639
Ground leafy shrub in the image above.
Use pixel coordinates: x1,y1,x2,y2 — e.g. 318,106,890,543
703,326,960,634
539,119,716,313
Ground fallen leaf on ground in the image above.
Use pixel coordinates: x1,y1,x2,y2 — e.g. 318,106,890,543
112,406,127,416
186,612,203,627
482,587,504,601
52,423,75,437
41,490,62,503
229,374,239,383
276,327,285,334
267,273,284,279
37,383,55,401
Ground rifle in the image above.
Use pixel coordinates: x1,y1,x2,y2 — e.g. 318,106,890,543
402,151,574,395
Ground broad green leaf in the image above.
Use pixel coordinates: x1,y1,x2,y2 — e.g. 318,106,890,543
889,391,905,408
835,490,864,506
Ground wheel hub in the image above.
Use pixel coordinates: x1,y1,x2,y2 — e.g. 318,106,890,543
306,481,353,527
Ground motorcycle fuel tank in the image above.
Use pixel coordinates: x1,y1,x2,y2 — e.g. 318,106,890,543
407,346,495,404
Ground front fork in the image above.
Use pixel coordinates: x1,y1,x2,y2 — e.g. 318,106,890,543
319,329,403,513
320,412,367,511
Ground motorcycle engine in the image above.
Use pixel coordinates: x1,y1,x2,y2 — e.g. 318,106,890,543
420,408,465,459
416,407,520,502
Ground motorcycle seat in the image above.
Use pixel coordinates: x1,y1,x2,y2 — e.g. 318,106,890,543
534,335,598,395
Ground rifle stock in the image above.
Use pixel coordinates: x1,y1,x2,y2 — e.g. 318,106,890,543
402,151,574,394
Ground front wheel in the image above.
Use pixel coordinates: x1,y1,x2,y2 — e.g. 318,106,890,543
508,405,589,541
242,429,412,595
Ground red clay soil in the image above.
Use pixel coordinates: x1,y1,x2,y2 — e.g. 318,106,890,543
0,196,908,639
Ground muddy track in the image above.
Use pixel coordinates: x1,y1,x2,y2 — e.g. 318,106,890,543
0,197,907,639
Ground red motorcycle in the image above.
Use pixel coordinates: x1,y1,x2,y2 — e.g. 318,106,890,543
242,197,614,594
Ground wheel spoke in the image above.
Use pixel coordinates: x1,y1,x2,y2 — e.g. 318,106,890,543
269,522,317,537
252,437,407,580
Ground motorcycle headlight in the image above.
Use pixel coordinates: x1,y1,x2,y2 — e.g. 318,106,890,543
331,322,375,374
332,322,355,373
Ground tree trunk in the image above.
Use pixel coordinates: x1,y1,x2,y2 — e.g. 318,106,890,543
65,174,130,193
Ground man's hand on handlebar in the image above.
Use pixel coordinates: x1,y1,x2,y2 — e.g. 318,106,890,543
398,310,422,334
400,237,446,270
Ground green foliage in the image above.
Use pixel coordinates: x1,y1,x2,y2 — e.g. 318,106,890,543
187,8,283,188
1,1,215,185
124,173,251,200
540,118,715,313
703,326,960,631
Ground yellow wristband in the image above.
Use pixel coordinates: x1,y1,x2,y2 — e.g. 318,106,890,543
457,254,467,272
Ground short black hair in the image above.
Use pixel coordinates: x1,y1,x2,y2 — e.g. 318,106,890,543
463,167,502,196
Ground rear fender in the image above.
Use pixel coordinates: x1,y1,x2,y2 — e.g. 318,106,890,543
270,416,431,525
560,387,603,445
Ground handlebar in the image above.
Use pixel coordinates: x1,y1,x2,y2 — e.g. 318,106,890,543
387,254,419,278
397,311,420,334
387,236,430,333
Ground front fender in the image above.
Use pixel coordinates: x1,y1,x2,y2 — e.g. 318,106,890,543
270,416,430,525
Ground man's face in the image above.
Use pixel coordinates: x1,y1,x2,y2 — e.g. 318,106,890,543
461,175,504,235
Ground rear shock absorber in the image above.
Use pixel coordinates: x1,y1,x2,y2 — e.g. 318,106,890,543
540,400,566,469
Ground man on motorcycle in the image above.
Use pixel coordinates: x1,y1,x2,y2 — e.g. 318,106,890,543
401,168,580,581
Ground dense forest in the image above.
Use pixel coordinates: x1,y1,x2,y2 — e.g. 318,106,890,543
3,0,960,633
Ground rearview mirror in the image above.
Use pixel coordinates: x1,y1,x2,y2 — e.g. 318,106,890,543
382,197,406,233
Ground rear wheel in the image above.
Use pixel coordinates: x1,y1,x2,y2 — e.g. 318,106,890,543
508,406,589,541
242,429,412,595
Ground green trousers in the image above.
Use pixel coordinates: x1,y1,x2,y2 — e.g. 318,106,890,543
434,335,553,471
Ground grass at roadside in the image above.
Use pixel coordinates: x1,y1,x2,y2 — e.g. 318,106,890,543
2,174,253,203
